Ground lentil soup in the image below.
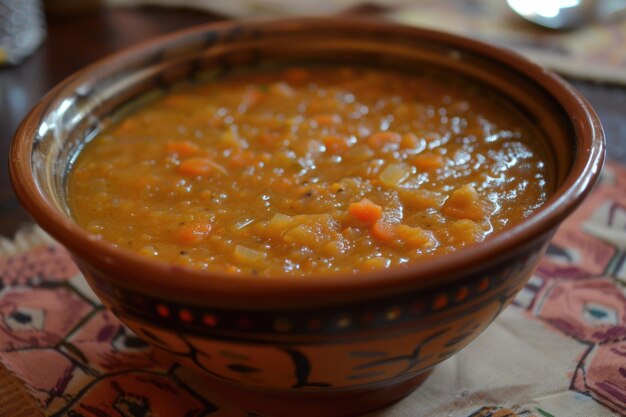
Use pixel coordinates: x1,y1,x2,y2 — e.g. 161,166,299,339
67,66,551,276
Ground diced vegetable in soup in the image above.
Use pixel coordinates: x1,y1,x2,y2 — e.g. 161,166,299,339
68,66,551,276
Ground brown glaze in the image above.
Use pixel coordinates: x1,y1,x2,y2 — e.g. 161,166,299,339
9,18,604,416
188,369,434,417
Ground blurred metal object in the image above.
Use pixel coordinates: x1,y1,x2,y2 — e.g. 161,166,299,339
507,0,626,29
0,0,46,66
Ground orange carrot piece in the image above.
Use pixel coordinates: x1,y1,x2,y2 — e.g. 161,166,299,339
412,152,445,171
348,198,383,224
367,131,402,149
323,135,349,154
179,158,213,177
371,220,396,243
166,141,200,157
175,222,212,245
400,133,421,150
313,114,342,127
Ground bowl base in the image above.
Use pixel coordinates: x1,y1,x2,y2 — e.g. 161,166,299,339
202,369,433,417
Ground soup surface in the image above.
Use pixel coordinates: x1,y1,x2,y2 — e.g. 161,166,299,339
68,66,551,276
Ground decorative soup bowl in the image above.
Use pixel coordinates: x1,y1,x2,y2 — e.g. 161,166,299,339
10,18,604,417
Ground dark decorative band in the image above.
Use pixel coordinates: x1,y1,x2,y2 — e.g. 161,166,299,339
89,248,542,340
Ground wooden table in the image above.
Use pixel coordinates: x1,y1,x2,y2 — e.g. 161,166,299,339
1,6,624,237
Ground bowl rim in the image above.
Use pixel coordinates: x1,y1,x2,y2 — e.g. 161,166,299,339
9,17,605,309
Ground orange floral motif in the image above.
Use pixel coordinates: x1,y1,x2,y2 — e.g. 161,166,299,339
0,286,92,350
0,245,79,284
468,406,537,417
67,372,215,417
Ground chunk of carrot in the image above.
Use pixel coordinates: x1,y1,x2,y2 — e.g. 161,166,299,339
371,220,396,242
412,152,445,171
348,198,383,224
367,131,402,149
313,114,342,127
400,133,423,150
175,222,212,245
178,157,228,177
166,141,200,157
324,135,349,154
179,158,214,177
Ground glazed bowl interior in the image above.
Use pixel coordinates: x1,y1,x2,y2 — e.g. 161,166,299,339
10,18,604,308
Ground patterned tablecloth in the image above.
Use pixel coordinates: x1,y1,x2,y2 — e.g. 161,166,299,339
388,0,626,86
111,0,626,85
0,162,624,417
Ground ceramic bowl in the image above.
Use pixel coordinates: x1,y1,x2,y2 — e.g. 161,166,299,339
10,18,604,417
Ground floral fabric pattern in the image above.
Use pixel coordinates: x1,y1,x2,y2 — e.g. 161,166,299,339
0,163,624,417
